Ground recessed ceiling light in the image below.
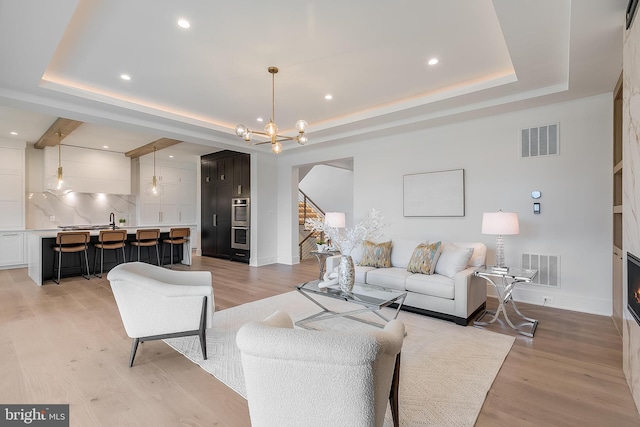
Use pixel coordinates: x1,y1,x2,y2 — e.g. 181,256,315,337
178,18,190,29
120,74,131,81
325,94,333,100
102,145,109,149
428,58,439,66
257,117,263,122
9,131,17,135
169,155,174,158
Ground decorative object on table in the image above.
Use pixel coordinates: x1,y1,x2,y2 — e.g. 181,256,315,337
481,210,520,268
337,254,356,292
315,236,327,253
234,66,309,154
305,209,387,293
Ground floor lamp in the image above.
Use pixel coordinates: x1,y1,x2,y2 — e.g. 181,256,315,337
481,211,520,268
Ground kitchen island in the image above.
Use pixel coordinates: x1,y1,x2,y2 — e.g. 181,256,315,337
27,226,194,286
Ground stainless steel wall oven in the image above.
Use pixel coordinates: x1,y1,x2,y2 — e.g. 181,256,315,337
231,226,249,250
232,198,250,227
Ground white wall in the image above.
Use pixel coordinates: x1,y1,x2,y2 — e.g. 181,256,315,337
274,93,613,316
299,165,354,225
251,152,279,266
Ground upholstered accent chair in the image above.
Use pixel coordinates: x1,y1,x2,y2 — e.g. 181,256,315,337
236,311,405,427
107,262,214,367
93,229,127,278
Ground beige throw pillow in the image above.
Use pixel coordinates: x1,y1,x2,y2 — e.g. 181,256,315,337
407,241,441,274
359,240,392,268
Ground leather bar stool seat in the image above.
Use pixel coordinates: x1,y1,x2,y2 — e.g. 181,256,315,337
162,227,190,268
94,229,127,278
52,231,91,284
129,228,160,265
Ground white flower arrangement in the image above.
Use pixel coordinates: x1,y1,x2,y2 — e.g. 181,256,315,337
305,208,387,255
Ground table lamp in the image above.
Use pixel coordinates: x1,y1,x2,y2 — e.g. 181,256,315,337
481,210,520,268
324,212,345,251
325,212,346,228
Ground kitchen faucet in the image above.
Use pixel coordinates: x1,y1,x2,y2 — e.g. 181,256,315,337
109,212,116,229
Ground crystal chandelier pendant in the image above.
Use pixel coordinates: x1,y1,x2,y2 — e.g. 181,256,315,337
234,66,309,153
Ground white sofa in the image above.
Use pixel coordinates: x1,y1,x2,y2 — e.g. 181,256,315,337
326,239,487,325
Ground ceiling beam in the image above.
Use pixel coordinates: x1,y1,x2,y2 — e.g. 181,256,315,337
34,118,84,149
125,138,182,158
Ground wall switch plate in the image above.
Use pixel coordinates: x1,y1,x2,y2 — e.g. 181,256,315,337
533,203,541,214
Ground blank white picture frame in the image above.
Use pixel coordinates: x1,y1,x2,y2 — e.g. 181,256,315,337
403,169,465,217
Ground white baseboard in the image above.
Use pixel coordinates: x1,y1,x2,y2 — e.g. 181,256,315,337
486,284,612,317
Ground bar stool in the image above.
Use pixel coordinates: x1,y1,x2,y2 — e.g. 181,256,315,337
162,227,190,268
129,228,160,265
94,229,127,278
52,231,91,284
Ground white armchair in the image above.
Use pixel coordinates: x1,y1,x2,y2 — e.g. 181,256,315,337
107,262,214,367
236,310,405,427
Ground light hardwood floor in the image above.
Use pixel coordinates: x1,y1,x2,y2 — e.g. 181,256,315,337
1,256,638,426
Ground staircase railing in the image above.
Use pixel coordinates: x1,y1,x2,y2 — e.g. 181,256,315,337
298,190,324,226
298,190,325,260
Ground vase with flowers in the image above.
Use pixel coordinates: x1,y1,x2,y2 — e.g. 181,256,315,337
305,208,386,292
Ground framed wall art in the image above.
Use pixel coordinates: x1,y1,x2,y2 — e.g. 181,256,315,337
403,169,465,217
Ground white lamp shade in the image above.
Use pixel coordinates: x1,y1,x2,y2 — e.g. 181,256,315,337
325,212,346,228
481,211,520,235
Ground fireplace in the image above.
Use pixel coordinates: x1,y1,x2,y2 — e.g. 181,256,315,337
628,252,640,326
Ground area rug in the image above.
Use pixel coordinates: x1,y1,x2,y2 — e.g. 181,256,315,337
164,291,515,426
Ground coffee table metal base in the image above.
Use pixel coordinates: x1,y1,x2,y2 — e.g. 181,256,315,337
295,289,405,329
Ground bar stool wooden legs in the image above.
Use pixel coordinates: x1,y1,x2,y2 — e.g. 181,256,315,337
52,231,91,284
162,227,190,268
94,229,128,278
129,229,160,265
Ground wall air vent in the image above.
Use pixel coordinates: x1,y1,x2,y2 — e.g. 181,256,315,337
521,253,560,287
521,123,559,158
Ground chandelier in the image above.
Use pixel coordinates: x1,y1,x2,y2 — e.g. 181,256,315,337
235,66,309,154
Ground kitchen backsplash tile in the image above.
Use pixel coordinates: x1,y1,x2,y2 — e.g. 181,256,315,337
26,192,136,229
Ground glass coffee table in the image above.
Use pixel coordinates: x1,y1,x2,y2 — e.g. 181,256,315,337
295,279,407,329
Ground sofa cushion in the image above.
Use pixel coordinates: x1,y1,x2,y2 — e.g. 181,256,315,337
406,241,441,274
365,268,411,291
435,243,473,279
359,240,392,268
354,265,376,283
405,273,455,299
390,238,428,268
449,242,487,267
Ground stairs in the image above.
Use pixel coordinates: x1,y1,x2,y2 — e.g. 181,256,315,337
298,191,325,260
299,201,321,226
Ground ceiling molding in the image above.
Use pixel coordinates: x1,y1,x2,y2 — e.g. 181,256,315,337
34,118,83,148
125,138,182,158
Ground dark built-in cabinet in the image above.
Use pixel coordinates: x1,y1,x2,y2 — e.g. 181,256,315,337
201,150,250,261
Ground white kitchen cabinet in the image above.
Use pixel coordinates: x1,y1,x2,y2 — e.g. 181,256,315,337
0,231,25,268
138,163,196,225
0,141,25,230
44,145,131,194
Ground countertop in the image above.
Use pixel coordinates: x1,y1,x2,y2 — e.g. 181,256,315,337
27,225,196,238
